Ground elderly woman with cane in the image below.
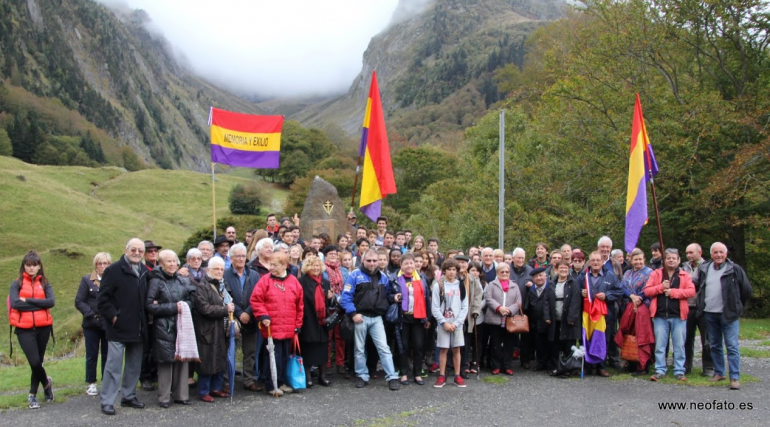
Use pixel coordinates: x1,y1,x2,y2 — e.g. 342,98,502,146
192,257,234,402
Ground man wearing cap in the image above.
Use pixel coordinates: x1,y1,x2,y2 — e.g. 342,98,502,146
143,240,162,272
140,240,162,390
528,267,555,372
213,235,232,270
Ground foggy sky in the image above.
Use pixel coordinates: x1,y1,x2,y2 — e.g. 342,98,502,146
100,1,400,97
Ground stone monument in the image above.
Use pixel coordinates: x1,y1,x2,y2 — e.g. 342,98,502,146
300,176,351,242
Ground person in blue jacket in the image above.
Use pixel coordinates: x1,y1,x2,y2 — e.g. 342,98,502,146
340,249,401,391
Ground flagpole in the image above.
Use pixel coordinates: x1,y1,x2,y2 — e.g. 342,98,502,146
212,162,217,240
646,158,664,254
351,156,362,212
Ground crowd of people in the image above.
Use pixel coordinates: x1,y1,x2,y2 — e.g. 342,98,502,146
7,213,753,413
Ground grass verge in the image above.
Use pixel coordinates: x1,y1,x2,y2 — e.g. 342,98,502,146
609,366,760,386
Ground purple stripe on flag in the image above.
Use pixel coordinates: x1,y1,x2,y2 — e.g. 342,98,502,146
360,200,381,223
644,143,659,180
358,127,369,157
583,328,607,364
211,145,279,169
624,179,648,253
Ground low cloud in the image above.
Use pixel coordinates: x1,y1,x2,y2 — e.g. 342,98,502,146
98,0,401,97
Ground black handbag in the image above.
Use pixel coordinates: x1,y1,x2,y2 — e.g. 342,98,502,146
325,309,343,329
340,314,355,341
385,303,401,324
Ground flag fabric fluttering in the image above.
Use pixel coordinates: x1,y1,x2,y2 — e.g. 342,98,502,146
582,274,608,365
358,71,396,222
209,107,284,169
624,94,659,253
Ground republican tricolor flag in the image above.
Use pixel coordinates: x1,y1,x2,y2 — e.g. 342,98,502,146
209,107,284,169
358,71,396,221
624,94,659,253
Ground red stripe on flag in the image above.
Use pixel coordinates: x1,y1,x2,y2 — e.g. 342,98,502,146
210,107,283,134
365,72,396,196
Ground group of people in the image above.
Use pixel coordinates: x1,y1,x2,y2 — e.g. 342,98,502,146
7,213,753,414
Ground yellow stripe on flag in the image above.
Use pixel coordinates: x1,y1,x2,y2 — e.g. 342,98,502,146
211,125,281,152
359,150,382,207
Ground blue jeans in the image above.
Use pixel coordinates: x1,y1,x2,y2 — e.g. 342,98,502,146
705,312,741,380
354,315,398,381
653,317,686,376
198,372,224,397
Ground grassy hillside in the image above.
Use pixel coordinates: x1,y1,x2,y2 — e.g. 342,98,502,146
0,156,286,362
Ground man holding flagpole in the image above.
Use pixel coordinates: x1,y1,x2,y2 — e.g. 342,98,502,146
581,252,623,377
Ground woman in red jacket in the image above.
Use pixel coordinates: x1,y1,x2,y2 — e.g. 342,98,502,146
250,252,303,397
8,251,56,409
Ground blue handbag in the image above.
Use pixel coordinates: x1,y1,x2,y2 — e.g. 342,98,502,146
286,336,306,391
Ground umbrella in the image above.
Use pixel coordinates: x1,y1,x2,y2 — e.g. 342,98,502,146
223,291,236,403
265,325,279,397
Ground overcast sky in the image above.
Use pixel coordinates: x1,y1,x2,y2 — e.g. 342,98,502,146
104,0,401,97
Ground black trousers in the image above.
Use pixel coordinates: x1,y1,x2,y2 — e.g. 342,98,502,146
397,320,425,377
488,326,515,371
519,330,534,366
83,327,108,383
140,326,156,381
476,323,491,368
685,308,713,373
16,326,52,394
534,330,553,370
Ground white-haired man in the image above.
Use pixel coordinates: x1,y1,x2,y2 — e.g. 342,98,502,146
510,248,533,368
696,242,752,390
225,243,262,391
97,239,148,415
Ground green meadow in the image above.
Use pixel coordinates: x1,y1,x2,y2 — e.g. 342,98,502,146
0,156,287,362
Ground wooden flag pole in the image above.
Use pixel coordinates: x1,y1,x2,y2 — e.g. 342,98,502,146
211,162,217,240
649,179,664,252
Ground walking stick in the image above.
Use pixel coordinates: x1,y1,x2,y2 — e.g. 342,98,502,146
474,320,480,381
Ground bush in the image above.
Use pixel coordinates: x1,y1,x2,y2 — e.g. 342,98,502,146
229,183,265,215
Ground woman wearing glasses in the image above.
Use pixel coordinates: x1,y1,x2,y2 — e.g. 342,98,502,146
484,263,522,375
75,252,112,397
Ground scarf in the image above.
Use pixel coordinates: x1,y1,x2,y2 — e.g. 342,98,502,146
310,275,327,324
398,270,426,319
500,279,510,293
175,303,200,362
325,259,343,294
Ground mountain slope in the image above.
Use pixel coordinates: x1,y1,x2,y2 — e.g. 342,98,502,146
262,0,566,143
0,0,263,171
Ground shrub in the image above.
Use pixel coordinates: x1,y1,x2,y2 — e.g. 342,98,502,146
229,183,265,215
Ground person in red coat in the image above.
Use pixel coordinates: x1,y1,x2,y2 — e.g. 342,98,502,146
250,252,304,396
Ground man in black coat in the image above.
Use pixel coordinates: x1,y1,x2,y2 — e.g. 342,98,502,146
528,268,556,372
97,238,148,416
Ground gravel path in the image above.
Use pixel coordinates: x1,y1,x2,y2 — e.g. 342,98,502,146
1,356,767,427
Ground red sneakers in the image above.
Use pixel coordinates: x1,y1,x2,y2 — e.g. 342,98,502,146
434,376,446,388
504,369,514,376
454,376,466,387
491,369,501,375
429,363,440,373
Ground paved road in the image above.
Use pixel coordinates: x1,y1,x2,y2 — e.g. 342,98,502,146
1,358,768,427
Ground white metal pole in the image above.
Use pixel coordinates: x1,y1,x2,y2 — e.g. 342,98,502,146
499,110,505,250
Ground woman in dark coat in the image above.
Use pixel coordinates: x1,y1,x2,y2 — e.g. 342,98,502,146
298,255,334,387
192,256,233,402
75,252,112,397
551,260,583,376
146,250,194,407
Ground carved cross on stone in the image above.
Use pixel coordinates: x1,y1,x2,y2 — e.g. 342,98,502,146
323,200,334,215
